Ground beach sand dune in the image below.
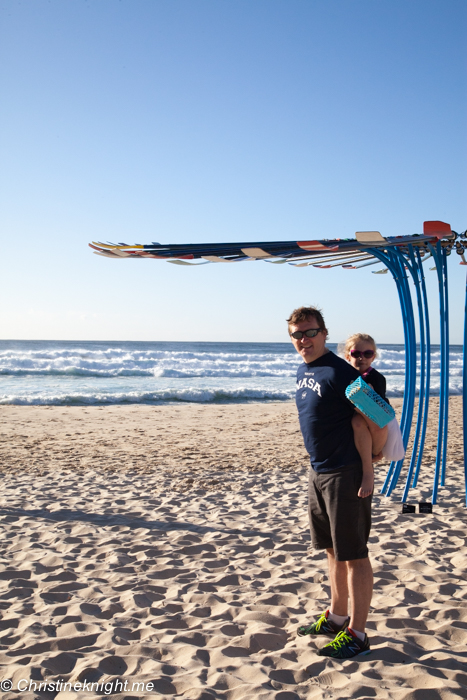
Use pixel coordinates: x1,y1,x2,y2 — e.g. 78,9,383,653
1,398,466,699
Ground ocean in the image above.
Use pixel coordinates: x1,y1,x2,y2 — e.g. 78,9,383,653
0,340,463,406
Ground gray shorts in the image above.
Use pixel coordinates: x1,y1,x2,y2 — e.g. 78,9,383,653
308,464,372,561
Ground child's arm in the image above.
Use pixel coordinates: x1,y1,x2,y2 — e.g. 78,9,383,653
367,369,388,403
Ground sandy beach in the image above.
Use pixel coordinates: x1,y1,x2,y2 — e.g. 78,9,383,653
1,397,467,699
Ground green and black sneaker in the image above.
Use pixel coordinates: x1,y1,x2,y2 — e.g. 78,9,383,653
318,627,371,658
297,610,350,638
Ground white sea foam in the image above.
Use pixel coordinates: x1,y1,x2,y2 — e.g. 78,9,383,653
0,347,299,378
0,341,462,405
0,386,294,406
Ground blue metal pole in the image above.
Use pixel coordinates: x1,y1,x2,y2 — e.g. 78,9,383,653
386,250,417,496
463,266,467,506
398,251,418,444
367,250,406,495
441,248,449,487
385,252,413,444
368,248,415,496
401,245,427,502
412,247,431,488
428,242,446,505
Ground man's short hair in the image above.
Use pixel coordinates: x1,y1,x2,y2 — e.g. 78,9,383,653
286,306,328,333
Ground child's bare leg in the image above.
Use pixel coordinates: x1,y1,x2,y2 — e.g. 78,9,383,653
355,410,388,459
351,413,374,498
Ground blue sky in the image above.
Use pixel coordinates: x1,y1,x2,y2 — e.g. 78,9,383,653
0,0,466,343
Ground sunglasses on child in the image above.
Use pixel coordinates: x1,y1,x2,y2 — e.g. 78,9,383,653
350,349,375,359
290,328,323,340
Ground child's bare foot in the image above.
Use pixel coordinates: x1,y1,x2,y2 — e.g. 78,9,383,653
358,473,374,498
372,452,383,462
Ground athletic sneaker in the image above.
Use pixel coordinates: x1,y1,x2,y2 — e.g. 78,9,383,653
297,610,350,637
317,627,371,658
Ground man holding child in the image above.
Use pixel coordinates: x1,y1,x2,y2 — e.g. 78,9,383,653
288,305,385,659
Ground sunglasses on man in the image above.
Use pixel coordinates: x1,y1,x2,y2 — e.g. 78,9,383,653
350,349,375,359
290,329,323,340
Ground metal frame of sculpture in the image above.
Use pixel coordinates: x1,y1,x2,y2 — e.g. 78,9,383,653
89,220,467,505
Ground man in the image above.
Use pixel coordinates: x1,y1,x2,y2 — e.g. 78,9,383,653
288,305,385,659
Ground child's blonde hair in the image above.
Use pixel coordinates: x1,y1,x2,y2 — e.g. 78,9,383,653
338,333,378,358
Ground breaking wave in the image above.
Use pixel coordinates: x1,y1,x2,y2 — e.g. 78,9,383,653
0,386,294,406
0,340,463,405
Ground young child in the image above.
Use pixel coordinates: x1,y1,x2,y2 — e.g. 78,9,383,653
342,333,404,499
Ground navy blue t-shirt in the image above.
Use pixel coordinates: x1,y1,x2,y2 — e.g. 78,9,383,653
296,351,361,473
